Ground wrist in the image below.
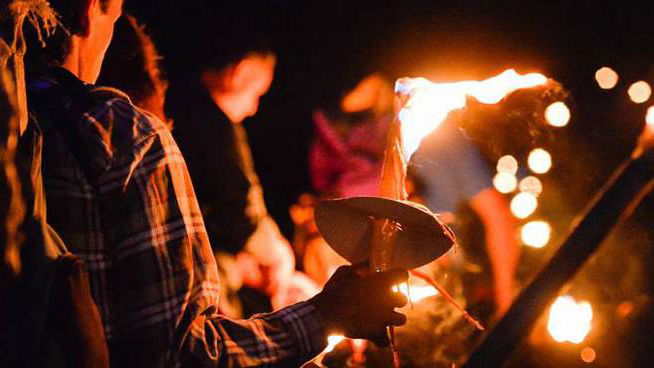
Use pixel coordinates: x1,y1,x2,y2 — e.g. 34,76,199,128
308,294,332,330
274,301,330,360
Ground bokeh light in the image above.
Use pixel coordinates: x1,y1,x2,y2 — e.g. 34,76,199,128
493,172,518,193
646,105,654,127
521,220,551,248
528,148,552,174
581,347,597,364
547,296,593,344
594,67,619,89
496,154,518,175
510,192,538,219
545,101,571,127
519,176,543,196
628,81,652,104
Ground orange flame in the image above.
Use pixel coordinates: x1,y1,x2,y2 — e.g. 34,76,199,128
395,69,548,159
394,282,439,302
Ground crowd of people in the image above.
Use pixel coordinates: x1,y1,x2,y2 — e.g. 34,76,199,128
1,0,520,366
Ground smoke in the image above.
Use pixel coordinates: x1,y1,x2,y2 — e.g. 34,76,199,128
395,266,478,367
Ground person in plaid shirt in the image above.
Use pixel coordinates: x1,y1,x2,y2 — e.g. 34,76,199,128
22,0,408,366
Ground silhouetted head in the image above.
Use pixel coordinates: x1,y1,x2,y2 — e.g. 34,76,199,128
24,0,123,83
201,51,276,123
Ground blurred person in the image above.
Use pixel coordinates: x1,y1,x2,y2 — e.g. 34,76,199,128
289,193,347,286
22,0,407,366
97,14,169,126
310,72,519,316
300,73,393,285
310,73,394,199
165,18,308,315
410,118,519,316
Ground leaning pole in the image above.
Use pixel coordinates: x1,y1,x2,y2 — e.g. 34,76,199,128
464,129,654,367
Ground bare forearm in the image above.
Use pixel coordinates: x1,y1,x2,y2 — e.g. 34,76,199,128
485,217,519,299
470,189,520,311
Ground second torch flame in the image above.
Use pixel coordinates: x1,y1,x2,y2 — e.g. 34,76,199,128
395,69,548,160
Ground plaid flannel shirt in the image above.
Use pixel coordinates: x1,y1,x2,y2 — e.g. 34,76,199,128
28,67,326,366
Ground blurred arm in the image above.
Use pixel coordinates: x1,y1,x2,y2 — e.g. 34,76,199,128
469,188,520,315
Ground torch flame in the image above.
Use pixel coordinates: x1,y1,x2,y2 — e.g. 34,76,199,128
395,69,548,159
547,295,593,344
394,282,439,303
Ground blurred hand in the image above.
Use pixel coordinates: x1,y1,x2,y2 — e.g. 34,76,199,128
244,216,295,297
309,266,408,346
236,251,264,288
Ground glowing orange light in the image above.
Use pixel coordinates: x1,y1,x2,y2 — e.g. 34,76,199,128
324,335,345,353
521,220,551,248
493,172,518,193
547,296,593,344
628,81,652,104
396,69,548,158
616,301,635,319
646,106,654,128
581,347,597,363
528,148,552,174
511,192,538,219
545,101,571,127
595,67,619,90
393,282,438,302
496,154,518,174
519,176,543,196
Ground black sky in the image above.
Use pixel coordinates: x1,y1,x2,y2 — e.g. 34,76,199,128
127,0,654,235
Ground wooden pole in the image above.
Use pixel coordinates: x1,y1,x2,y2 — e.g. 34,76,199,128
369,104,407,367
464,132,654,367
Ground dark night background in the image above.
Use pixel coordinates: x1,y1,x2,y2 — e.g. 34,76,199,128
124,1,654,366
125,0,654,235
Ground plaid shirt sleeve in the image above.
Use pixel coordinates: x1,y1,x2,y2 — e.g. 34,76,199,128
181,301,327,367
65,95,327,366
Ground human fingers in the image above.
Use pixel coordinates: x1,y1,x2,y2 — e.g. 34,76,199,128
351,261,371,277
390,291,408,308
386,311,407,327
368,269,409,297
329,265,357,282
373,268,409,288
369,329,390,347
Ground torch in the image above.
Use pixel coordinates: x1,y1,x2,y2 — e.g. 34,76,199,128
464,123,654,367
316,69,552,366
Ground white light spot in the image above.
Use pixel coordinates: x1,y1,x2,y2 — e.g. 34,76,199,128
547,296,593,344
496,154,519,175
595,67,619,90
521,220,551,248
511,192,538,219
528,148,552,174
628,81,652,104
519,176,543,196
493,172,518,193
545,101,571,127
